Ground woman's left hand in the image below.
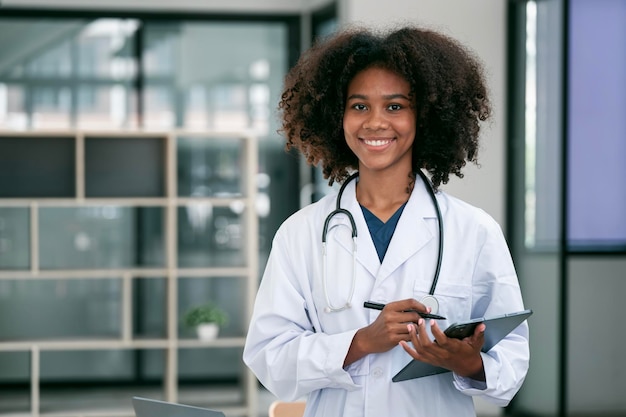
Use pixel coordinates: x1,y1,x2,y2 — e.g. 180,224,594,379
399,319,486,381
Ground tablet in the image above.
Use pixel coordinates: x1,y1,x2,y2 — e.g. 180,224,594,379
392,309,532,382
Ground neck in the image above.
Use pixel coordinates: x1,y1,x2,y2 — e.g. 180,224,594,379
356,170,413,222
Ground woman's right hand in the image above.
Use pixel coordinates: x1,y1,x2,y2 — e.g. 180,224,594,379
343,298,429,367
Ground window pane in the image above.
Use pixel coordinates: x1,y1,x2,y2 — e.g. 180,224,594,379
26,38,72,77
177,136,245,198
0,279,121,340
76,84,134,128
0,207,30,270
0,84,28,130
0,18,139,130
76,19,138,79
39,207,164,269
568,0,626,249
178,206,246,268
31,86,72,129
142,22,287,136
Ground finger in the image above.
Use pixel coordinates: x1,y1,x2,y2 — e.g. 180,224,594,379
399,339,419,358
475,323,486,336
407,298,430,314
392,298,428,314
406,322,418,342
430,319,447,344
399,324,421,359
396,310,421,325
415,318,432,345
471,323,486,345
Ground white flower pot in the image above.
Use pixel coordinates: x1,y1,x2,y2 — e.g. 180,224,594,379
196,323,219,340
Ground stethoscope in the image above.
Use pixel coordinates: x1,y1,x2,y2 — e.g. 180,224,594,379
321,170,444,314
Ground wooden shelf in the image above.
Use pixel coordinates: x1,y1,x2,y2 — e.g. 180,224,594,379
0,130,259,416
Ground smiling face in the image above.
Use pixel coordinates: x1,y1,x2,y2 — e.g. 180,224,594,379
343,66,416,177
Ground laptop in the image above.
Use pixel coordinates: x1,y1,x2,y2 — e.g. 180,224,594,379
132,396,225,417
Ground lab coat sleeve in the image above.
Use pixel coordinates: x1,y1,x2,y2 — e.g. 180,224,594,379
243,225,361,401
452,213,530,406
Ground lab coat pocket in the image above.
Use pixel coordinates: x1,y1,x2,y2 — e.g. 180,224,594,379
413,281,472,324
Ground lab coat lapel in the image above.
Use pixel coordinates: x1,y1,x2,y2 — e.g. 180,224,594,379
330,179,381,278
377,178,438,280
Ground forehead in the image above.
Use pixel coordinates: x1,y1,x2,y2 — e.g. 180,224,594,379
347,67,411,95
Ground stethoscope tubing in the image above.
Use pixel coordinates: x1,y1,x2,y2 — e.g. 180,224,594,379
321,170,443,312
322,172,359,243
415,169,444,296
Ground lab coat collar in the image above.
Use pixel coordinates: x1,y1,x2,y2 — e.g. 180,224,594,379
329,175,438,280
379,177,437,280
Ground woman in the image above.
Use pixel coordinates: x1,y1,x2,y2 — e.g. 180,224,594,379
243,25,529,416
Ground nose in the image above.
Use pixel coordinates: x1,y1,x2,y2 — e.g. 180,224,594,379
363,109,389,130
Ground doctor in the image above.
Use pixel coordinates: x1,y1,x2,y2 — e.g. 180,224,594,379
243,25,529,417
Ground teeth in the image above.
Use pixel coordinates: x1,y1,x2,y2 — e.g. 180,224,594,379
364,139,391,147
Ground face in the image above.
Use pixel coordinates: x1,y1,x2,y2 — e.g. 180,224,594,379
343,66,416,176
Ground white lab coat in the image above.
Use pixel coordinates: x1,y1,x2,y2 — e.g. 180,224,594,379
243,178,529,417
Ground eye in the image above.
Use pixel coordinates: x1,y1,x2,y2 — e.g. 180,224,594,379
388,103,403,111
351,103,367,111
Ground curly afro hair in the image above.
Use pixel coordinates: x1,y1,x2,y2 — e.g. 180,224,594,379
278,25,491,190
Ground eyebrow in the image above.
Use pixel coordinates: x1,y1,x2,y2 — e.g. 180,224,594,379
346,93,411,101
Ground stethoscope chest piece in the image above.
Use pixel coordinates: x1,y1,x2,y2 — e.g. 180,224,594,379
420,295,440,315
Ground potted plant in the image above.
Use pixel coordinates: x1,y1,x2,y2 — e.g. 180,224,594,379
182,302,228,340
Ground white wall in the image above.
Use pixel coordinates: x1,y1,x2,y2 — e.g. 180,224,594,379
339,0,508,227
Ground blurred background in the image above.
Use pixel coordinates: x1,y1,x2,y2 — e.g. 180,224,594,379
0,0,624,416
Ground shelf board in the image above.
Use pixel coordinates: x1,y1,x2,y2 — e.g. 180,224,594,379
0,197,250,207
0,337,246,352
0,268,251,280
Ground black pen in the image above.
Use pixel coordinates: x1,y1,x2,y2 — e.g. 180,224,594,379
363,301,446,320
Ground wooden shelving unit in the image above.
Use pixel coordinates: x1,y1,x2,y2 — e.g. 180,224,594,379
0,130,259,417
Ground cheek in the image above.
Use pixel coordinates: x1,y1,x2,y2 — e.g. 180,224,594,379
342,116,359,136
399,118,417,136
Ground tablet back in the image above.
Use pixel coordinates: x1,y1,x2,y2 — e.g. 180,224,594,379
481,309,533,351
392,309,532,382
